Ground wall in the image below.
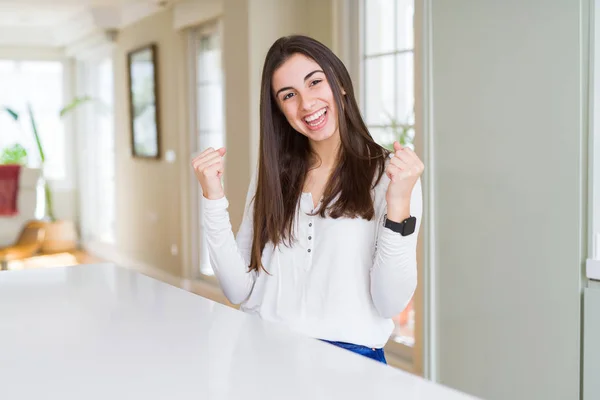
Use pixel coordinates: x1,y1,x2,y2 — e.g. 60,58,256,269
113,9,186,277
430,0,586,399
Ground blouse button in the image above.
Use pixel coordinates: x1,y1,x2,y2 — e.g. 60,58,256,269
307,249,311,253
309,223,313,227
308,236,312,240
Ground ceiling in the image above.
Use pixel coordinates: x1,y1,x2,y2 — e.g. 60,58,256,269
0,0,177,47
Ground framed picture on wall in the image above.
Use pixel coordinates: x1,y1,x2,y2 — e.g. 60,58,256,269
127,43,160,159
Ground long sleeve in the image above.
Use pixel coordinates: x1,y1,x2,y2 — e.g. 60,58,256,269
370,176,422,318
202,170,258,305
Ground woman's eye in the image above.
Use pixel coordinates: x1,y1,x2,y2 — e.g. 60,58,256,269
310,79,322,87
283,92,294,101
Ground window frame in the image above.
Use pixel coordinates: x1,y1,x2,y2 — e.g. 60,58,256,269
75,54,116,247
187,20,226,285
356,0,421,372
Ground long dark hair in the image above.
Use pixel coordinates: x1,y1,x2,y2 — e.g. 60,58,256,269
250,35,388,272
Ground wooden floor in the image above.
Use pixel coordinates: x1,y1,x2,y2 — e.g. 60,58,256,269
3,249,106,271
70,250,106,264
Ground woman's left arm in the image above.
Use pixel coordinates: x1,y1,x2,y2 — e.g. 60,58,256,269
370,143,424,318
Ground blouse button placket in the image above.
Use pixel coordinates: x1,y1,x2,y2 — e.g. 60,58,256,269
307,211,314,254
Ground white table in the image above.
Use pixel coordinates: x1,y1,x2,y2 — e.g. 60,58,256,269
0,264,478,400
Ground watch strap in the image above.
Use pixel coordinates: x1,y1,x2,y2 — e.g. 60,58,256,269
383,215,417,236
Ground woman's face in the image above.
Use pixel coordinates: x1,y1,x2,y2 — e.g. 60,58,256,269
272,53,340,143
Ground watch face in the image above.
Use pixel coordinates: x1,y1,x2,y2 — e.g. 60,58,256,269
403,217,417,235
384,216,417,236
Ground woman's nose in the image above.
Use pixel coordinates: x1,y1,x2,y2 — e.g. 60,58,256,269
300,94,317,111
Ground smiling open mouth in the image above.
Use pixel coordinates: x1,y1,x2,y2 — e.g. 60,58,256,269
303,107,328,130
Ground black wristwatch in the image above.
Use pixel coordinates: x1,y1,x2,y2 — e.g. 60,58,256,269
383,214,417,236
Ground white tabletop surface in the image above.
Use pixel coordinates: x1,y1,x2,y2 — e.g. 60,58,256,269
0,264,478,400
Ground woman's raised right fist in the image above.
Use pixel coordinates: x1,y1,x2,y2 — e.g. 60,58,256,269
191,147,226,200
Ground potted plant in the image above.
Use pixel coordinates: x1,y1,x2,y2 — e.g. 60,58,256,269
0,143,28,165
381,111,415,151
3,97,91,253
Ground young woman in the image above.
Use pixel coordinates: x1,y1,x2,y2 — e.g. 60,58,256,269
192,35,423,364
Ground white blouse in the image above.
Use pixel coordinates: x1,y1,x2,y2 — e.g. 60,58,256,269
202,168,422,349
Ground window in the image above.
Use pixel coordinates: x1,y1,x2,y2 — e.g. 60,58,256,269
77,57,116,245
361,0,416,348
362,0,415,151
191,23,225,276
0,60,66,180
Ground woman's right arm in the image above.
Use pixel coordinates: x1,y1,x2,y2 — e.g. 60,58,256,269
193,147,257,304
202,170,258,304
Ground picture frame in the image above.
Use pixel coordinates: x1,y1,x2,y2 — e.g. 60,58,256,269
127,43,161,159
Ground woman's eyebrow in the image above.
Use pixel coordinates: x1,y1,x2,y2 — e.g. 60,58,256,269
275,69,324,97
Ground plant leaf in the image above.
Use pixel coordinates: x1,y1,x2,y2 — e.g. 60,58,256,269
59,96,93,118
27,103,45,163
3,106,19,121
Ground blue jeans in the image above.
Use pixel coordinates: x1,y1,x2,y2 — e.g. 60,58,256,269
321,340,387,364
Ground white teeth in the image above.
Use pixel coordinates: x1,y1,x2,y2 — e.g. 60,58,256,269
304,108,326,122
